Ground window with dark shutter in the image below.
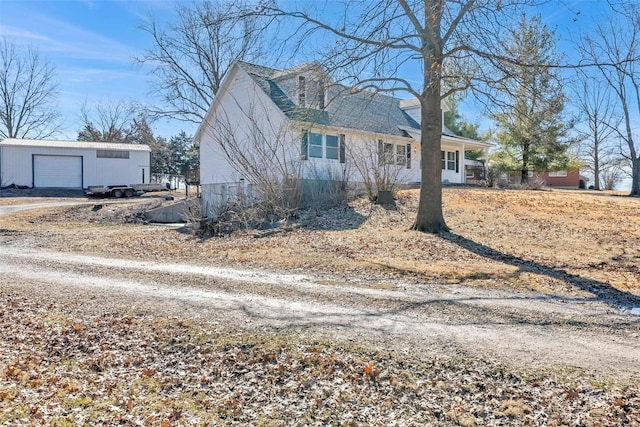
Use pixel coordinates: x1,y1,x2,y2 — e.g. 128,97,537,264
339,134,346,164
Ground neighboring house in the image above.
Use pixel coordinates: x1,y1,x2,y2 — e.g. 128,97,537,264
504,169,589,189
195,61,491,216
0,139,151,189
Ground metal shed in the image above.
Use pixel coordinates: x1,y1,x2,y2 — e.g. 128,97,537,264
0,139,151,189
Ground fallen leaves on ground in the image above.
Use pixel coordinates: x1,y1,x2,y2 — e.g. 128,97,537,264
1,289,639,426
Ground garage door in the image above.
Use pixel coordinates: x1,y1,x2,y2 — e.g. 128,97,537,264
33,155,83,188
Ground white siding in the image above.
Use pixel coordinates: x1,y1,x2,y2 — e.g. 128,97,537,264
198,65,294,215
441,144,463,184
303,128,420,184
0,141,150,188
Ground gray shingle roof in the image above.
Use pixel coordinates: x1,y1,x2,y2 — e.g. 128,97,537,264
237,61,420,138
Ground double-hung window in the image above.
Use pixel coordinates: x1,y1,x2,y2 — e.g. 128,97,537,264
379,141,411,168
396,145,407,166
302,131,344,161
325,135,339,160
309,132,323,158
441,150,457,171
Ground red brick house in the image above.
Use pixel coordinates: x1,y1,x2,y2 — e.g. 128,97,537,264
532,170,588,188
503,169,588,188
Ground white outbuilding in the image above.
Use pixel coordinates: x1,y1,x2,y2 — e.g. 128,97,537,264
0,139,152,189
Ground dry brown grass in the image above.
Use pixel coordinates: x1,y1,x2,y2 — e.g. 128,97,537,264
3,187,639,299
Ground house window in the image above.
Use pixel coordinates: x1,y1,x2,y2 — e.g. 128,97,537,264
380,141,411,168
378,140,394,166
466,169,475,179
97,150,129,159
549,170,567,177
396,144,407,166
309,132,323,158
441,151,456,171
302,131,343,161
325,134,339,160
384,142,394,165
298,76,306,107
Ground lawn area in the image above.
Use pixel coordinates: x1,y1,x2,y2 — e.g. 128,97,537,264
7,187,640,300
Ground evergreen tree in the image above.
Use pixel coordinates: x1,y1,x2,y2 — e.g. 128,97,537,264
168,131,192,175
444,96,484,160
444,98,481,141
490,14,571,184
130,117,171,180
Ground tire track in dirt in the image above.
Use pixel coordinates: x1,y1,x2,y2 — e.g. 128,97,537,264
1,245,639,380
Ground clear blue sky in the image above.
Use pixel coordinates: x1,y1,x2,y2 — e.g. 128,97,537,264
0,0,189,140
0,0,608,141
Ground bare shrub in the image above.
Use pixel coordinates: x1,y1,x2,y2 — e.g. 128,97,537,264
204,97,304,221
348,139,411,201
601,164,624,190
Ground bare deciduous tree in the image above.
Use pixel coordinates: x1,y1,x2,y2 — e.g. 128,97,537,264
0,37,60,139
137,1,272,124
256,0,539,233
77,100,137,143
601,163,625,191
572,72,621,191
579,4,640,196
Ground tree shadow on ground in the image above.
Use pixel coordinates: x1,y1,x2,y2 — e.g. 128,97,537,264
442,232,640,310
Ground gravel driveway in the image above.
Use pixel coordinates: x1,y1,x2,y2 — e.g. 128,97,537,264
2,244,638,382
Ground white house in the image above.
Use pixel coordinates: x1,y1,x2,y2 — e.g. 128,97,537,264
195,61,490,216
0,139,151,189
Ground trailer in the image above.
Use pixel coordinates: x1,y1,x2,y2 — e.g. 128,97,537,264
85,183,169,198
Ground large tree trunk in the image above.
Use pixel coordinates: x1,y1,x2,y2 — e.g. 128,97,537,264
593,148,600,191
411,85,448,233
631,157,640,196
521,146,529,185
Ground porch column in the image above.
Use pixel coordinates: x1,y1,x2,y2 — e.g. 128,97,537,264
461,143,466,184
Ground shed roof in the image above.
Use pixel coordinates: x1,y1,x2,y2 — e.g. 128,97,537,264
0,139,151,152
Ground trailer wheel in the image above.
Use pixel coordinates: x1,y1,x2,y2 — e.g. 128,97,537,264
124,189,134,198
112,189,124,198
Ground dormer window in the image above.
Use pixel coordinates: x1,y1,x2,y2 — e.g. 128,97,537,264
298,76,306,107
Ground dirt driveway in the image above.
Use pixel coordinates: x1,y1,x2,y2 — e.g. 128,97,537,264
2,243,639,381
